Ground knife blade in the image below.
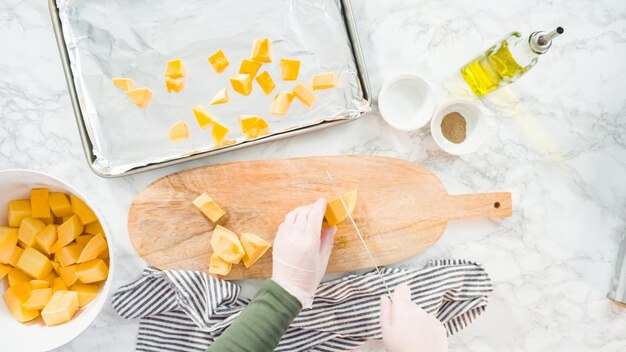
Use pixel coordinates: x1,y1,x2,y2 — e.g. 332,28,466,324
326,170,393,299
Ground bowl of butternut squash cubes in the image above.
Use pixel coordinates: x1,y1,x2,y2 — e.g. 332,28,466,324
0,169,112,352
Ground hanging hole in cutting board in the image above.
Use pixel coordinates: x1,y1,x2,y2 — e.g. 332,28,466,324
494,202,501,208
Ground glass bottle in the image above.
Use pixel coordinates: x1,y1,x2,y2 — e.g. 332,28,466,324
460,27,564,96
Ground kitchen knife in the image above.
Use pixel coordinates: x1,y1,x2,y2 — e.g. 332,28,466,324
326,170,393,299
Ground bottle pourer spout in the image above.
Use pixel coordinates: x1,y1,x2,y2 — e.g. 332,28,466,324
530,27,564,54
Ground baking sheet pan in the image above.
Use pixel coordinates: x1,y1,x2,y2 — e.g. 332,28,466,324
50,0,371,177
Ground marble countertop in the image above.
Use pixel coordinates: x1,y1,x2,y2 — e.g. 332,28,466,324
1,0,625,351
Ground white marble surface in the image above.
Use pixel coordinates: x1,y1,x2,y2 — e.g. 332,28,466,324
1,0,625,351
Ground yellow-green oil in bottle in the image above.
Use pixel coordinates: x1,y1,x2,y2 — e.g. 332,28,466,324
461,28,563,96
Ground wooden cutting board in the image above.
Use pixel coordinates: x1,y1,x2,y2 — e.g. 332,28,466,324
128,156,512,279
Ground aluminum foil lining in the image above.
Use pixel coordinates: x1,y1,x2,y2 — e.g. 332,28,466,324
608,233,626,305
56,0,367,176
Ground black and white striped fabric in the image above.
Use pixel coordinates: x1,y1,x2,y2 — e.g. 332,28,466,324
112,259,492,351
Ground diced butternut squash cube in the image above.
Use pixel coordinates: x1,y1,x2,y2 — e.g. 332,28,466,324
212,121,230,145
3,283,39,322
126,87,153,109
256,71,275,96
168,121,190,143
192,105,215,129
49,193,73,217
40,214,54,225
52,277,68,293
210,226,245,264
0,263,10,280
208,253,231,276
240,233,271,268
51,215,83,253
57,243,84,267
8,199,31,227
23,288,52,310
209,88,229,105
230,73,253,96
98,248,109,259
8,268,31,287
239,59,262,77
270,92,295,116
280,58,300,81
311,72,337,90
76,234,95,247
31,188,51,219
192,194,225,222
62,215,72,223
70,195,97,225
238,115,270,140
251,38,272,63
41,291,79,326
84,221,104,235
112,78,136,91
324,189,358,226
77,234,107,263
76,259,108,284
18,218,46,247
208,50,230,73
29,280,50,289
35,225,57,255
16,247,53,279
292,83,318,108
0,226,18,263
165,59,187,79
7,246,24,267
51,261,61,276
43,270,58,286
165,77,185,93
70,282,99,307
59,265,78,287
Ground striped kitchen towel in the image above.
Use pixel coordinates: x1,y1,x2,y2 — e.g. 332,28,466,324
112,259,492,351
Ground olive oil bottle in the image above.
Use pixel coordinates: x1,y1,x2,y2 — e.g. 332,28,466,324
461,27,564,96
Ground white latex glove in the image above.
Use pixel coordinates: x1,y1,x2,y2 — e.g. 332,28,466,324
380,283,448,352
272,198,336,308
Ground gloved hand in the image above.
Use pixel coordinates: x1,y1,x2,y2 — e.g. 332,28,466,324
380,283,448,352
272,199,336,308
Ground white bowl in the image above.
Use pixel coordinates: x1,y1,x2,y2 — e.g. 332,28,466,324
430,99,487,155
0,169,114,352
378,74,436,131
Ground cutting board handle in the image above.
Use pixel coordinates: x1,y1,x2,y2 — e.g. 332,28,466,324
445,192,512,221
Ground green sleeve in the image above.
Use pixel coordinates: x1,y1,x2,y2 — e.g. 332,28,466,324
207,280,302,352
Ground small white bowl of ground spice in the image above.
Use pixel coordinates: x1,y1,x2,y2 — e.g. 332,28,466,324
430,99,487,155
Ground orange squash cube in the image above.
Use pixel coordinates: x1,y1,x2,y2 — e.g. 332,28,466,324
280,58,300,80
23,288,53,310
165,77,185,93
126,87,153,109
165,59,187,79
168,121,190,143
57,243,84,267
0,226,18,263
48,192,73,218
3,283,39,322
35,224,58,255
251,38,272,63
256,71,275,96
324,189,358,226
208,254,232,276
58,265,78,287
210,226,245,264
51,215,83,253
239,58,262,77
8,268,31,287
230,73,253,96
112,78,136,91
8,199,31,227
212,121,230,145
292,83,318,108
29,279,50,289
16,247,53,280
238,115,270,140
18,218,46,247
77,234,107,263
311,72,337,90
270,92,295,116
7,246,24,267
76,259,109,284
0,263,10,280
208,50,230,73
240,232,271,268
52,277,68,293
70,282,99,307
193,194,225,222
208,88,229,105
43,270,58,286
42,290,79,326
31,188,51,219
84,221,104,235
70,195,97,225
192,105,215,129
75,234,95,247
